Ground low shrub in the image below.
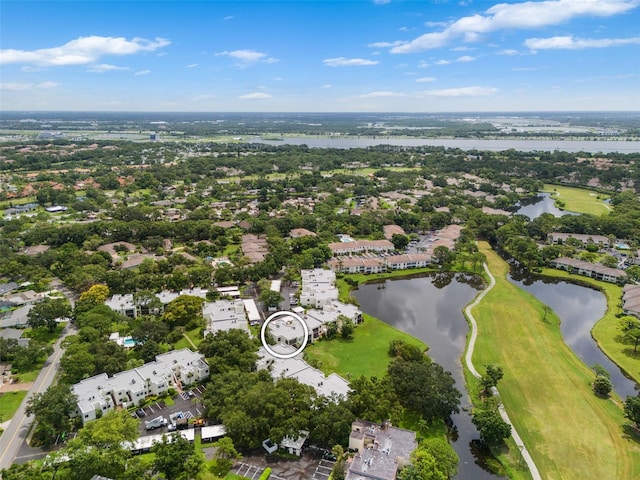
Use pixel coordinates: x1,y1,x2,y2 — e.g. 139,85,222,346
259,467,272,480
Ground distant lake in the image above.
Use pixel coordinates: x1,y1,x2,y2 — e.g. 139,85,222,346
253,136,640,154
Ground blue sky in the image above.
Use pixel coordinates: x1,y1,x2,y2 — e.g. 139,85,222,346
1,0,639,112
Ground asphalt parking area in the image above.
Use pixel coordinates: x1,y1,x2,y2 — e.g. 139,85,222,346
134,384,206,435
230,453,332,480
313,459,334,479
232,463,264,480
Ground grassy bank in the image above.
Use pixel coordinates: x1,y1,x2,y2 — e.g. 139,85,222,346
471,242,640,480
538,267,640,386
334,264,483,303
543,184,611,216
305,313,427,380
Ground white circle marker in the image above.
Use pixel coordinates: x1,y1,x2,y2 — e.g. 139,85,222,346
260,310,309,359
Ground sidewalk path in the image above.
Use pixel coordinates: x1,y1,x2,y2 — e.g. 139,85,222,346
464,262,542,480
0,382,33,393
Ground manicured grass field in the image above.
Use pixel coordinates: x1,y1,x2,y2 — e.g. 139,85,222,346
0,391,28,423
471,242,640,480
173,327,203,350
539,267,640,386
543,184,611,216
305,313,427,380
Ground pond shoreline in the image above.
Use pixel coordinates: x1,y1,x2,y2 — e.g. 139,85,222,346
536,267,640,389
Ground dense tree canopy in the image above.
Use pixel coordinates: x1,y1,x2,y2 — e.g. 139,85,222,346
25,384,78,445
388,357,461,422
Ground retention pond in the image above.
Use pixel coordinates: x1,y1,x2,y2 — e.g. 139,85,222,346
509,272,639,398
353,272,504,480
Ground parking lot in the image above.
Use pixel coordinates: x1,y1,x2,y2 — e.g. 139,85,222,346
229,452,335,480
132,384,207,435
312,459,335,479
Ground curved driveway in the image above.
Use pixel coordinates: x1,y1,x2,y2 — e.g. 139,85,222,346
464,263,542,480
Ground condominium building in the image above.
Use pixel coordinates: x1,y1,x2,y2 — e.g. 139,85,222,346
71,349,209,423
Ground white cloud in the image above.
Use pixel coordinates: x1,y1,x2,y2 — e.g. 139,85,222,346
0,35,170,66
367,41,404,48
435,60,451,65
322,84,332,88
37,81,58,89
416,76,437,82
323,57,379,67
512,66,547,71
452,46,474,51
186,63,198,68
87,63,129,73
373,0,392,4
0,81,58,90
360,91,406,98
224,16,234,21
525,35,640,50
215,49,278,67
389,0,639,53
425,21,448,28
135,70,151,76
422,86,497,96
575,72,637,82
417,60,431,68
498,49,520,55
238,92,273,99
0,82,32,91
456,55,475,62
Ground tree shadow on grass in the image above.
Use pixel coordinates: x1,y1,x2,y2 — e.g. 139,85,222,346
621,423,640,443
613,335,640,359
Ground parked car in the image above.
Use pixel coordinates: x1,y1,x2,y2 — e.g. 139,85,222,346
135,408,146,417
145,416,167,430
322,450,337,461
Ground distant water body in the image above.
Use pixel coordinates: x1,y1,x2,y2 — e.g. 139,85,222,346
254,136,640,154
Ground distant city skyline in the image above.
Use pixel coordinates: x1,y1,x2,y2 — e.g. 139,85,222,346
1,0,639,112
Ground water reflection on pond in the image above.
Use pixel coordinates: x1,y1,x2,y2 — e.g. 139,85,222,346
353,272,504,480
509,271,639,398
516,193,578,219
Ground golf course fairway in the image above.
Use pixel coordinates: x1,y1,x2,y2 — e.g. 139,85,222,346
470,242,640,480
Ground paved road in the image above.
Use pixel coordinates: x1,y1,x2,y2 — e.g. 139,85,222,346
0,280,77,475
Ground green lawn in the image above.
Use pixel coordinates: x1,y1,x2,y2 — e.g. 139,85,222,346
0,391,28,423
174,327,202,350
23,324,66,345
539,267,640,386
222,244,239,256
12,368,41,383
471,243,640,480
305,313,427,380
543,184,611,216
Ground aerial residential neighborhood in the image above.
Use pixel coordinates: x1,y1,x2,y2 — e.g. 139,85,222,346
0,110,640,480
1,1,640,478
